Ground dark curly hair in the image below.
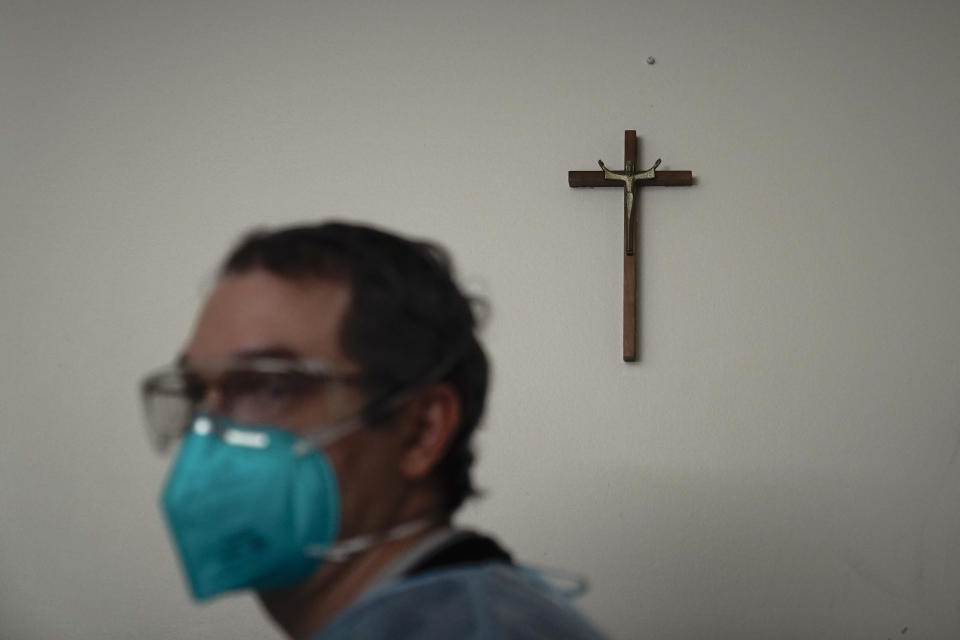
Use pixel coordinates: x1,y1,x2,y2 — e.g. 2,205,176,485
219,221,489,514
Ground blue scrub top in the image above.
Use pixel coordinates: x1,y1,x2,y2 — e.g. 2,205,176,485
313,562,610,639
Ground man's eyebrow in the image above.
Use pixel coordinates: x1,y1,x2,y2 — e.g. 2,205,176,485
233,346,302,360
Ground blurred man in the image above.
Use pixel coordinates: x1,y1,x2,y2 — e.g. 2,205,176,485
141,222,607,638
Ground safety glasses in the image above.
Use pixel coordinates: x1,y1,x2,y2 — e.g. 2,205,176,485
140,357,366,452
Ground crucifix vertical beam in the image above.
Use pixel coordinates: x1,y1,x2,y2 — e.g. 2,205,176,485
569,130,694,362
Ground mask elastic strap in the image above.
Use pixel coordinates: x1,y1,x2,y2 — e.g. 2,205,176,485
304,517,434,563
292,418,363,456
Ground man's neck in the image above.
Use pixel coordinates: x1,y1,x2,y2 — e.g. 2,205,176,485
257,520,448,640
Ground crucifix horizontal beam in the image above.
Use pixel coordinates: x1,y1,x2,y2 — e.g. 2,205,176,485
569,130,694,362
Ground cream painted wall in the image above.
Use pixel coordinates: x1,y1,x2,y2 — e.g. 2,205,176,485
2,1,959,638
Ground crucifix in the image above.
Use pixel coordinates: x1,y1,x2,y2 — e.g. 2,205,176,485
569,130,694,361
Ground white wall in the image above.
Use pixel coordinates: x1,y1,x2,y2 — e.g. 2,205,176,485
2,1,959,638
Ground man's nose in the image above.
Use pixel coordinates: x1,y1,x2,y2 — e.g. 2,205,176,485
199,386,229,416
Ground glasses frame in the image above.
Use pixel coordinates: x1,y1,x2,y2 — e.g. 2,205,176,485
140,356,370,452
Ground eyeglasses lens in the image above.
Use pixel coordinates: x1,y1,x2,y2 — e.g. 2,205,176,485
142,372,196,451
141,362,343,450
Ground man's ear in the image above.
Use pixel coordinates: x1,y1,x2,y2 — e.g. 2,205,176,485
400,384,461,480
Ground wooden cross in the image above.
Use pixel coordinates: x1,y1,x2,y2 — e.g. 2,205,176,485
569,130,694,361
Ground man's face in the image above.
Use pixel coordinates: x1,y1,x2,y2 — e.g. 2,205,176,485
182,269,414,540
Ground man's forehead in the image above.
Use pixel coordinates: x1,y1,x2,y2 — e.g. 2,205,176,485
184,270,353,364
176,345,301,367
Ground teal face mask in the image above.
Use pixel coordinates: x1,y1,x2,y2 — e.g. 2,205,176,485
161,414,344,601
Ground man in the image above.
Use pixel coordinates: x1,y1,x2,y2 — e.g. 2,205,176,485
141,222,608,639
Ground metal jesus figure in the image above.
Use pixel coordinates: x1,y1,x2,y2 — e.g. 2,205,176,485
569,131,694,362
599,156,661,256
